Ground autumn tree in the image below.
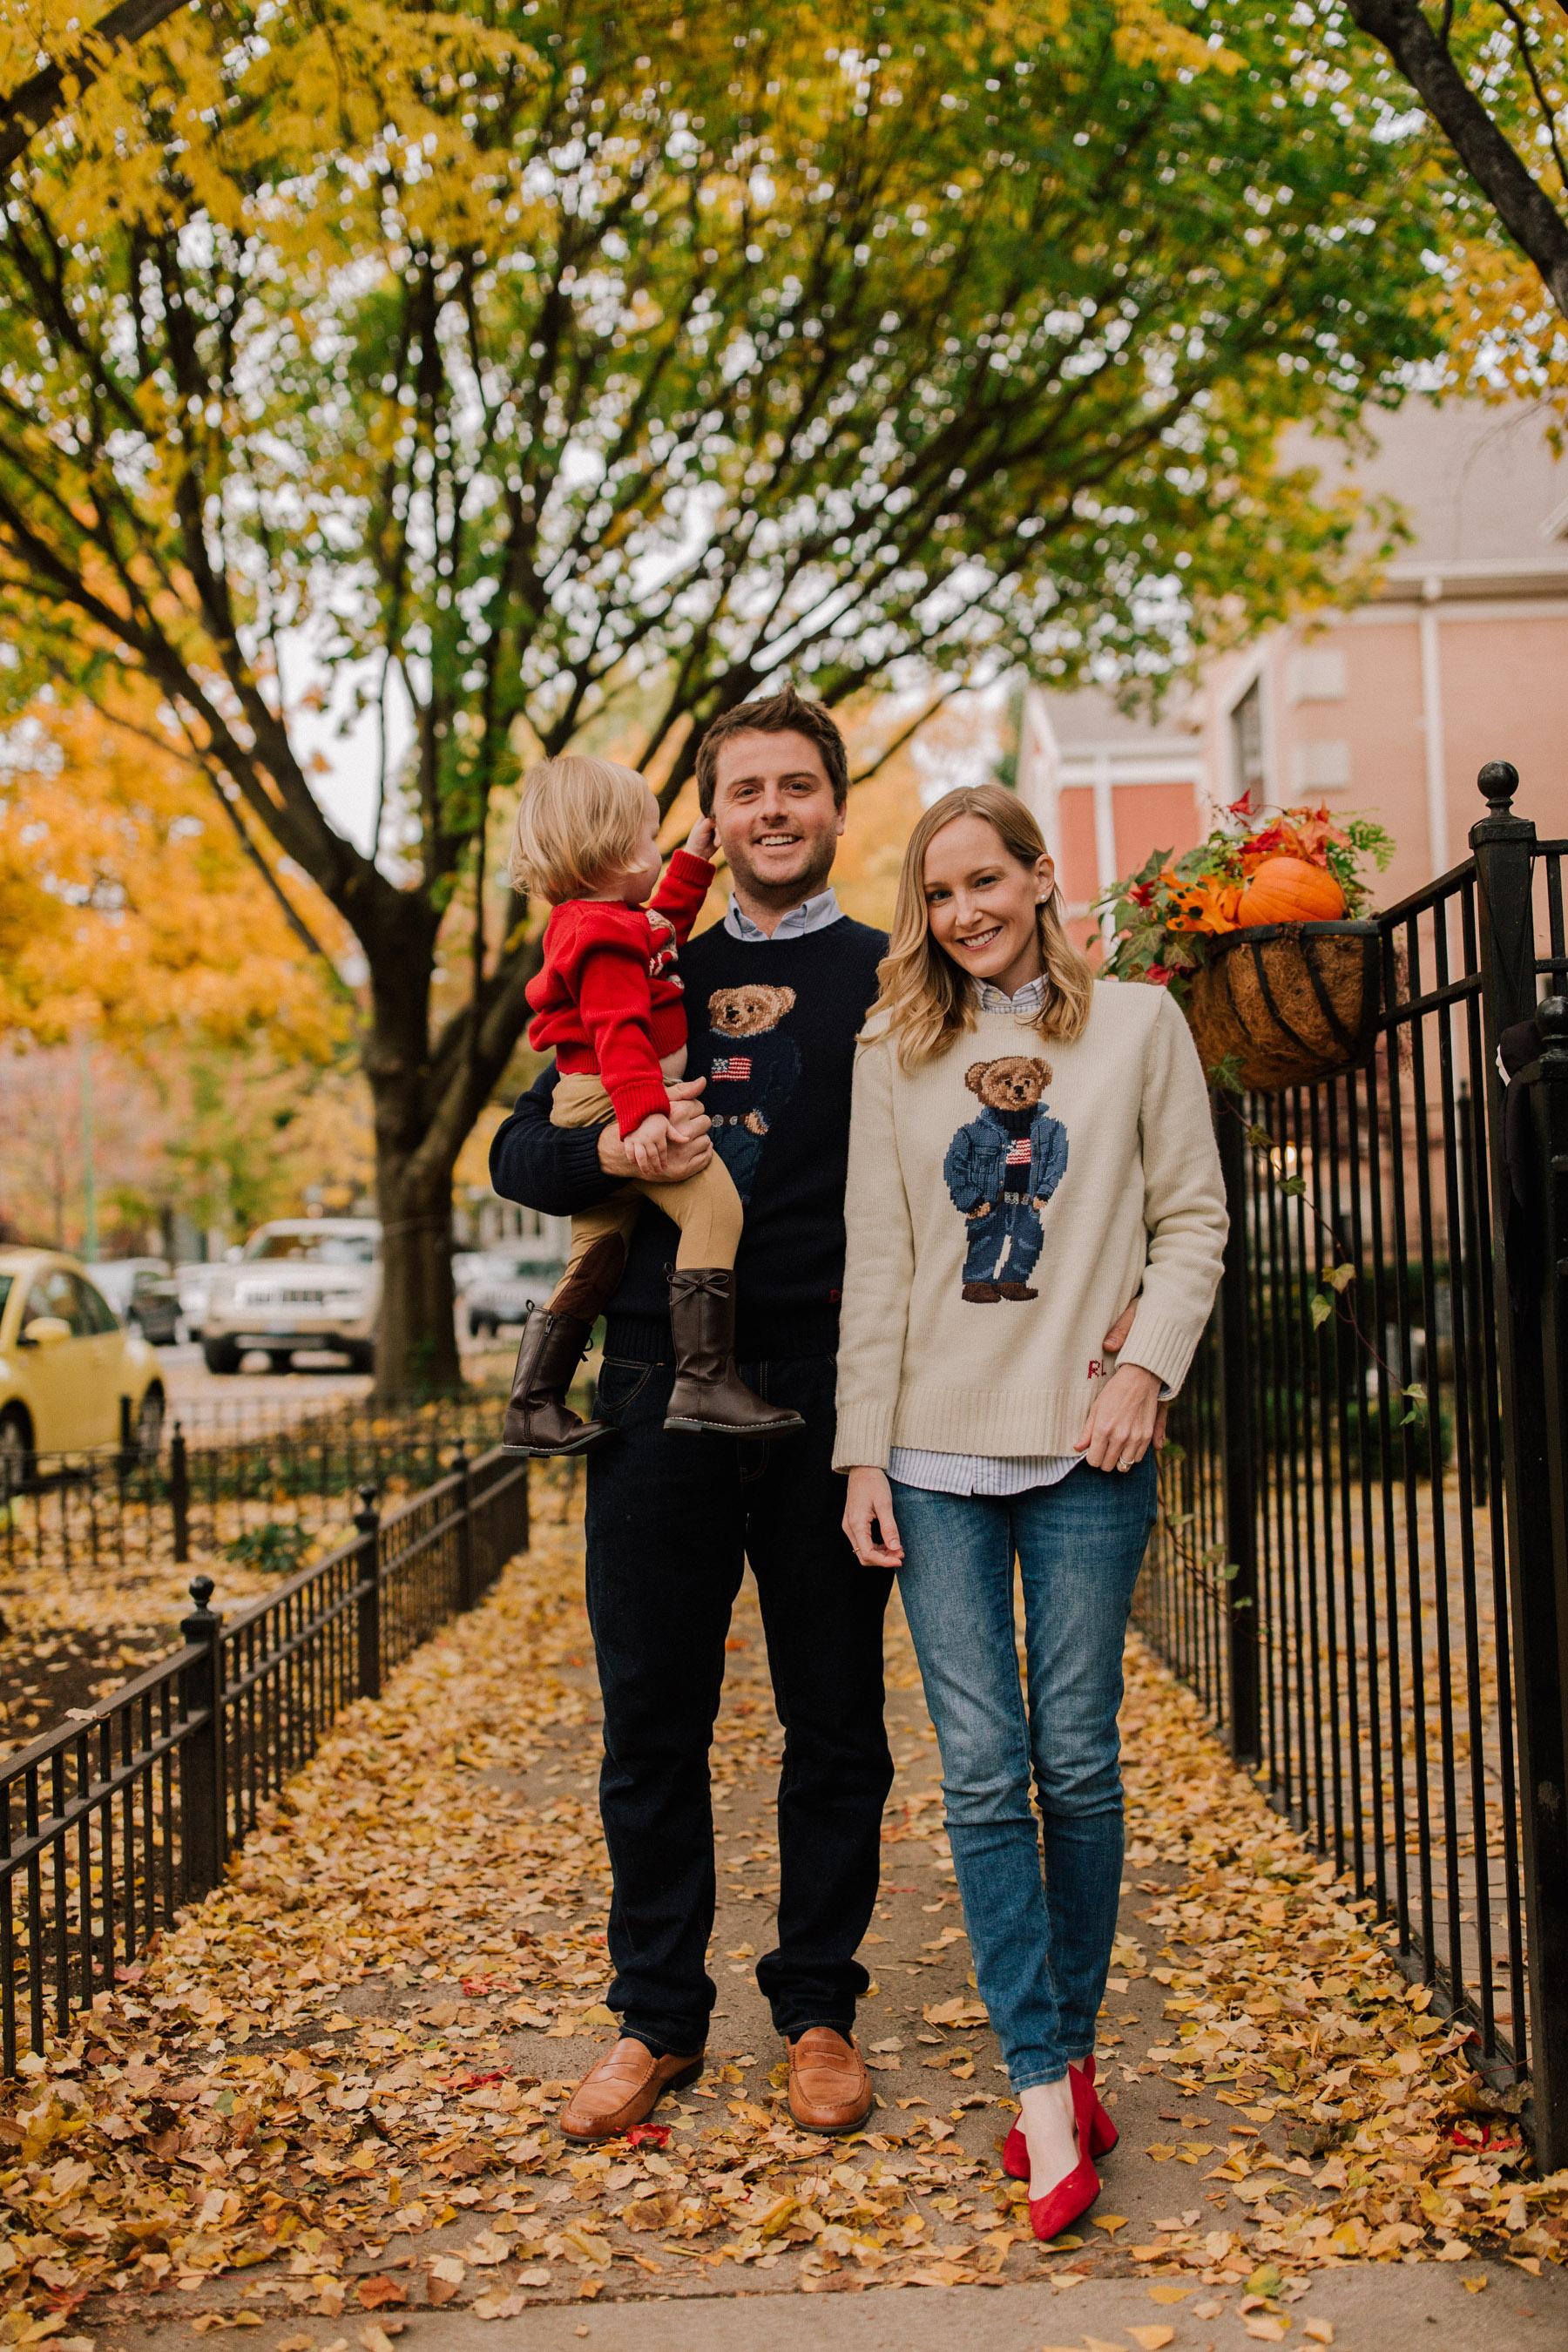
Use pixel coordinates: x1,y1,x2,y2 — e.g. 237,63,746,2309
0,0,190,172
0,0,1445,1389
0,693,342,1052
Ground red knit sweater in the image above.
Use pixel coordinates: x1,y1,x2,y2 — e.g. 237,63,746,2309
524,849,716,1137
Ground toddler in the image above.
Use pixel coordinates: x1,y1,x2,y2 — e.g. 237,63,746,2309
503,754,803,1451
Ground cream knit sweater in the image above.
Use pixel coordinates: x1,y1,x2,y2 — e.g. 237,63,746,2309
833,978,1227,1470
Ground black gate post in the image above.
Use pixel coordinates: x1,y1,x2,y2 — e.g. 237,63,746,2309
1471,762,1568,2166
355,1485,382,1702
170,1423,190,1565
1524,996,1568,2169
1216,1101,1260,1767
177,1576,226,1903
455,1445,476,1612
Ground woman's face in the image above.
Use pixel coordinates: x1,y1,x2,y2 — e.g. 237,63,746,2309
922,814,1055,998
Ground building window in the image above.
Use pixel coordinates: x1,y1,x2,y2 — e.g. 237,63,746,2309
1291,740,1353,794
1287,647,1348,705
1230,679,1265,804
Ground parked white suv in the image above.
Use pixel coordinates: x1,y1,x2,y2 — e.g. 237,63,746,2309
461,1247,566,1337
201,1220,381,1374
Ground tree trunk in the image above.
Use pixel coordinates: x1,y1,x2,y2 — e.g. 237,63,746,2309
362,909,464,1397
374,1136,462,1397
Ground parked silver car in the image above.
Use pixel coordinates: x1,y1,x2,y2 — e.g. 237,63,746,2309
200,1220,382,1373
91,1258,183,1344
461,1249,565,1337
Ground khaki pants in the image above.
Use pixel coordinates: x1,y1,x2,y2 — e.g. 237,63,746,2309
546,1072,744,1319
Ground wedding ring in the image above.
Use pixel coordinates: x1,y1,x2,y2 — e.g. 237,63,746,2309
1118,1454,1136,1472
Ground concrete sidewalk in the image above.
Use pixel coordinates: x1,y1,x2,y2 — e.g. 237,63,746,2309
31,1496,1562,2352
123,2257,1568,2352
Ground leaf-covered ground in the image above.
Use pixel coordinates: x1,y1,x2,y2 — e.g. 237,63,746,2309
2,1490,1562,2352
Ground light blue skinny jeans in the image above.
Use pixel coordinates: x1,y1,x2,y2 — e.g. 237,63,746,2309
890,1456,1158,2092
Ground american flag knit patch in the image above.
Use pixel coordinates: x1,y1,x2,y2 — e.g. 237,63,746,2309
711,1055,753,1080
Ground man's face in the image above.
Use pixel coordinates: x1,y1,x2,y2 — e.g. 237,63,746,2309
708,728,846,906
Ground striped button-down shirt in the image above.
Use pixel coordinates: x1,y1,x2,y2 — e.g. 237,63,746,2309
722,887,843,942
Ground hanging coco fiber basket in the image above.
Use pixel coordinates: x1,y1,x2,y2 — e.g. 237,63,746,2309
1183,920,1381,1092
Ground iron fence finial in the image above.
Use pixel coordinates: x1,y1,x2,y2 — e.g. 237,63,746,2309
1538,996,1568,1051
1478,760,1520,815
186,1575,216,1619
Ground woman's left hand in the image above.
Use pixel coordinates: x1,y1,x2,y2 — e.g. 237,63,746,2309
1073,1362,1163,1472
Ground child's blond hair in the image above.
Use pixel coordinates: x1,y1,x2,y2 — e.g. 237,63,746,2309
510,754,651,904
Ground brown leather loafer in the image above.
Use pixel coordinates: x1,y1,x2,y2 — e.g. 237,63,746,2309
558,2038,704,2142
786,2027,874,2135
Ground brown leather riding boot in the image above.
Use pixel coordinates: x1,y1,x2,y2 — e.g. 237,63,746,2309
663,1268,805,1436
502,1305,613,1456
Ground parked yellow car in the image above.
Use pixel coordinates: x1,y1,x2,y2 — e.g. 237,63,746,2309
0,1249,166,1475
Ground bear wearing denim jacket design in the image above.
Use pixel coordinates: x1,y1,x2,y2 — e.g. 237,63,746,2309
942,1055,1069,1302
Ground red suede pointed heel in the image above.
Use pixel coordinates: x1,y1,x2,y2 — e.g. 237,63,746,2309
1026,2066,1100,2244
1085,2052,1119,2158
1004,2055,1116,2177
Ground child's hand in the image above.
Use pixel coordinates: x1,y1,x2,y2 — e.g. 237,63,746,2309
624,1112,673,1176
683,815,718,863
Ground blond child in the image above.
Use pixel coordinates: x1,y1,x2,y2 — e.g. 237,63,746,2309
503,755,803,1450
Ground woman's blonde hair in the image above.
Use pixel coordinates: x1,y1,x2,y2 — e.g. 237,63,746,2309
510,754,651,904
869,783,1097,1068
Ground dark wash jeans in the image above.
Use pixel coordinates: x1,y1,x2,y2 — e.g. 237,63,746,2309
584,1349,894,2057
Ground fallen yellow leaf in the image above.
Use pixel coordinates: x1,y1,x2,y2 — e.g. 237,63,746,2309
1463,2279,1487,2295
1148,2287,1192,2305
1092,2214,1128,2234
1127,2328,1175,2350
1303,2324,1335,2345
1243,2322,1288,2345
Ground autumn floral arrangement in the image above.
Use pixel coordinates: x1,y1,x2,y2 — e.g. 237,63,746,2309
1096,799,1394,998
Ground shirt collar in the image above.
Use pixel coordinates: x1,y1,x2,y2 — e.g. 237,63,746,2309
976,973,1047,1015
722,887,843,943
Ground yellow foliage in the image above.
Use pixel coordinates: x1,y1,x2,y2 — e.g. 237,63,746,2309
0,696,346,1056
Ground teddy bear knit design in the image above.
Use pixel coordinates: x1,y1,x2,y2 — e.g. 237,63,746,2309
702,983,802,1205
942,1055,1069,1301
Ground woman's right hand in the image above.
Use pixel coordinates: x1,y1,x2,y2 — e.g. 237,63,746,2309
843,1467,905,1569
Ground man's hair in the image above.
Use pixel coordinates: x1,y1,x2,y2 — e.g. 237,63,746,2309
510,754,648,904
693,686,849,816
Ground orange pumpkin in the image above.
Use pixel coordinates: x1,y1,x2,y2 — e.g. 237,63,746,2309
1236,854,1346,928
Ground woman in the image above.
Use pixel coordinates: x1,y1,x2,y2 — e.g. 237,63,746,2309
835,785,1226,2239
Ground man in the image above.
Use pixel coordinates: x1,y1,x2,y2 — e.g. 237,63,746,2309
489,686,894,2140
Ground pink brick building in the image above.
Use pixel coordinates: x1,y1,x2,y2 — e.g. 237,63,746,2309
1022,398,1568,945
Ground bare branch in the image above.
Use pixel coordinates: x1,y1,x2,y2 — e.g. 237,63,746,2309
1346,0,1568,316
0,0,191,173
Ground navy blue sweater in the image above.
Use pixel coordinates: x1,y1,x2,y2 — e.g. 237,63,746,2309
488,914,887,1362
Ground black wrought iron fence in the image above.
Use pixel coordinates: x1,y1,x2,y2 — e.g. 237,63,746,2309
0,1389,507,1577
0,1446,529,2071
1137,764,1568,2173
